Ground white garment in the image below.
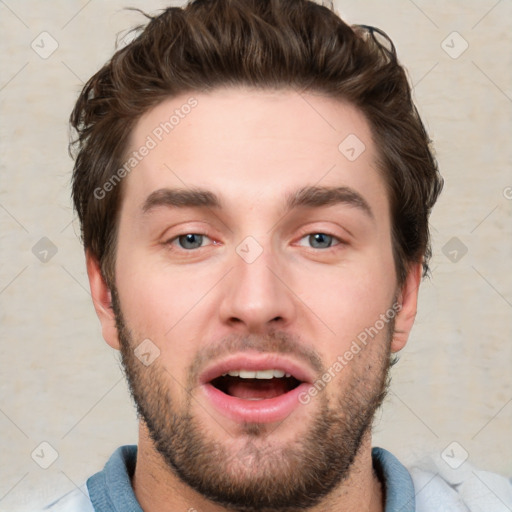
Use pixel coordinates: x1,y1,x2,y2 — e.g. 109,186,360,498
40,484,93,512
410,455,512,512
37,456,512,511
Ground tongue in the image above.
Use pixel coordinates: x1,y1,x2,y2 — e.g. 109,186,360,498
226,377,290,400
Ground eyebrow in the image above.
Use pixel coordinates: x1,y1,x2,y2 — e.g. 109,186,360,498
285,185,374,219
141,185,373,219
142,188,221,214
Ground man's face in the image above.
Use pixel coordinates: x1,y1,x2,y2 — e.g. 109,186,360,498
106,88,405,510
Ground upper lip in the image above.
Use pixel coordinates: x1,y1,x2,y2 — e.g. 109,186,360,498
199,352,316,385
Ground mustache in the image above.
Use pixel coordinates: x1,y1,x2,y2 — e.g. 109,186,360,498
187,331,325,386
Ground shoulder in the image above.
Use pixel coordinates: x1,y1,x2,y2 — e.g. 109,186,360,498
372,447,512,512
35,445,137,512
409,455,512,512
35,483,94,512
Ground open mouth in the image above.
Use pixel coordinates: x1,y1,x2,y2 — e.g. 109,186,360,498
200,355,314,423
210,369,302,400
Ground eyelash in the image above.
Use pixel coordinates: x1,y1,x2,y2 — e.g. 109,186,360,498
295,232,343,250
165,232,345,251
165,233,216,251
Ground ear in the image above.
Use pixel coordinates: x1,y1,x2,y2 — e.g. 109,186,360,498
85,250,121,350
391,262,422,353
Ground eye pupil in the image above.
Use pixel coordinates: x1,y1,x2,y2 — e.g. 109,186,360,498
309,233,332,249
178,234,203,249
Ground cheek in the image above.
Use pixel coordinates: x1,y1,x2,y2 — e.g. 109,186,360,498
114,246,174,337
307,280,391,334
290,254,396,361
300,250,395,312
114,248,216,366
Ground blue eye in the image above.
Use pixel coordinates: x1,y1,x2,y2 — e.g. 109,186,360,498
176,234,206,249
298,233,339,249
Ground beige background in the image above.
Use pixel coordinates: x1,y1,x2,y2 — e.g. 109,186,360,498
0,1,511,510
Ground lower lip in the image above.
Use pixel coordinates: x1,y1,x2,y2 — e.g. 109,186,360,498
202,382,311,424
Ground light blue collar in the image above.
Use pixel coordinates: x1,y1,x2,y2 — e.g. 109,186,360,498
372,446,416,511
87,445,415,511
87,445,142,512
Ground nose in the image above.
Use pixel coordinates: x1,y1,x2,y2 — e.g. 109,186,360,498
218,240,297,333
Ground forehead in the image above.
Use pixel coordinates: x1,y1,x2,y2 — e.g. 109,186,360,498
122,87,387,217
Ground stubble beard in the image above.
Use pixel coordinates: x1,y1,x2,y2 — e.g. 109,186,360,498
111,287,393,512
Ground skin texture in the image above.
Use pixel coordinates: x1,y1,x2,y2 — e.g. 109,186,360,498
86,88,422,512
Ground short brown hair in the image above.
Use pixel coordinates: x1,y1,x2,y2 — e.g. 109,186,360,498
70,0,443,288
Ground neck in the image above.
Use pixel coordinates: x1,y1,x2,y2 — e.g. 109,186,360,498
132,422,383,512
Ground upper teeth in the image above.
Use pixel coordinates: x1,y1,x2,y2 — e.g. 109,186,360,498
222,369,292,379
